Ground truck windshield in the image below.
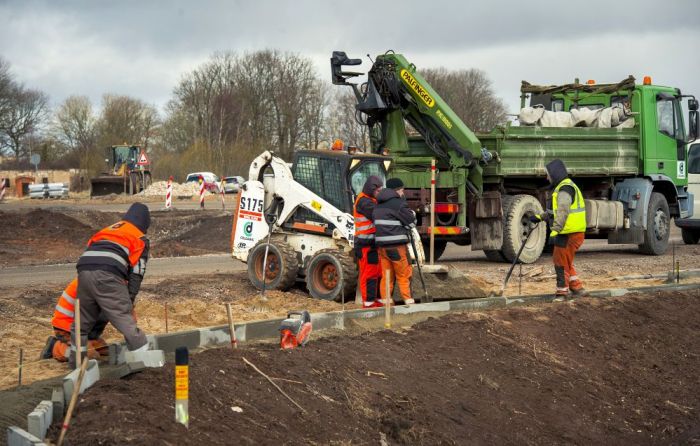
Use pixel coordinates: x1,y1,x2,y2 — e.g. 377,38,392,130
350,161,386,195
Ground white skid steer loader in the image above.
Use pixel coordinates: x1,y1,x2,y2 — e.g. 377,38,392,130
232,149,411,301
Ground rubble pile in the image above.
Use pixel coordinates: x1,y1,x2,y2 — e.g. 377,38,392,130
142,181,211,197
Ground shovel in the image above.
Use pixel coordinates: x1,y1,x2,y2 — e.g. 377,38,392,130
501,221,539,295
407,227,430,303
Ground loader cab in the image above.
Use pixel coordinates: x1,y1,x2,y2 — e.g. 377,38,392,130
291,149,389,214
110,145,141,173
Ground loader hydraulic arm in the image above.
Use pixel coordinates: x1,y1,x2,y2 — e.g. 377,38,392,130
331,51,486,194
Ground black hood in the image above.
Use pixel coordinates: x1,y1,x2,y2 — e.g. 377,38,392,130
545,159,568,186
362,175,383,196
123,202,151,233
377,187,400,204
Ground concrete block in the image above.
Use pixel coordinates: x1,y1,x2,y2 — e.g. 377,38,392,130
51,386,64,419
113,360,147,378
124,349,165,368
7,426,45,446
26,412,44,441
62,359,100,404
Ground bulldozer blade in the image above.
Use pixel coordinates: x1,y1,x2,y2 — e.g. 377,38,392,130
90,176,130,197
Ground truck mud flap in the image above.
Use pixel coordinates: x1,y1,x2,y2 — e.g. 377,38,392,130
469,191,503,250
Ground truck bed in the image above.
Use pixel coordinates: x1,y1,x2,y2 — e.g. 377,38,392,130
478,125,640,179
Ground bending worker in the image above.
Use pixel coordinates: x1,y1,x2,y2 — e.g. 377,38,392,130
530,159,587,299
354,176,383,308
70,202,151,365
374,178,417,305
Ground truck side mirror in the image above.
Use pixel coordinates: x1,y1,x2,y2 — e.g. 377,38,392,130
690,110,699,142
689,98,699,111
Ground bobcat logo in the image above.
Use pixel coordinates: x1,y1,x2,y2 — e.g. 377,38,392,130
243,221,254,236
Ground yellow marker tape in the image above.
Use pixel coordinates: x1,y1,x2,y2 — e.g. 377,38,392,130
175,365,189,400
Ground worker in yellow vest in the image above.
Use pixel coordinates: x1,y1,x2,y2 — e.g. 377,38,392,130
530,159,587,299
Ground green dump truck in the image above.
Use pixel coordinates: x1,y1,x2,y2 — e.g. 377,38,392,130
331,51,699,262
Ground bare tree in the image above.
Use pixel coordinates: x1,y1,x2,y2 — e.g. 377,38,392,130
0,86,49,158
328,89,370,149
53,95,97,170
0,57,13,126
97,94,159,149
420,68,507,132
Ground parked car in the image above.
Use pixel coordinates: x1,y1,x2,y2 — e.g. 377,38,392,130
185,172,220,193
223,175,245,194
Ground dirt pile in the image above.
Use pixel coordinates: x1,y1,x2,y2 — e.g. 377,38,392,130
143,181,211,197
59,290,700,445
0,209,232,266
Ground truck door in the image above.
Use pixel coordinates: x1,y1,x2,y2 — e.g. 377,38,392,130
688,142,700,210
655,94,686,184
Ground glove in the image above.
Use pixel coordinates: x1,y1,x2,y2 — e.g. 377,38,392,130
550,230,559,238
528,214,542,224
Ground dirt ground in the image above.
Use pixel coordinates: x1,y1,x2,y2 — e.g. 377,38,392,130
49,289,700,445
0,208,231,266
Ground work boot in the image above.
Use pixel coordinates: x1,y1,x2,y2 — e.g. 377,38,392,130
571,288,588,298
403,298,416,305
39,336,57,360
552,293,568,303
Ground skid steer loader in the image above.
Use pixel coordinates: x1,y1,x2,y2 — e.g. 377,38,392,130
231,149,391,301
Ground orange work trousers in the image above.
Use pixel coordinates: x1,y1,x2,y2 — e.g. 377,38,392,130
378,245,413,303
52,329,108,362
357,245,381,307
552,232,585,295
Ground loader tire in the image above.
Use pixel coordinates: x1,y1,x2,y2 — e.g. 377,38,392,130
639,192,670,255
501,194,546,264
305,249,357,302
247,237,299,292
129,173,140,195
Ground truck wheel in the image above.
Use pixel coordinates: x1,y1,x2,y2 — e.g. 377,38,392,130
681,228,700,245
484,250,507,262
639,192,670,255
247,238,299,291
501,194,546,264
305,249,357,301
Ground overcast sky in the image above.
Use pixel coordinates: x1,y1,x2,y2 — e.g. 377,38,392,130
1,0,699,115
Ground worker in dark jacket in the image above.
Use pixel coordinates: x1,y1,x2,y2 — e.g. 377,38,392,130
354,176,384,308
70,203,151,365
531,159,587,299
374,178,417,305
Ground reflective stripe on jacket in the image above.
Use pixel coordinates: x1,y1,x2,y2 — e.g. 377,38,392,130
51,278,78,332
552,178,586,234
373,188,416,247
354,192,377,245
77,220,148,278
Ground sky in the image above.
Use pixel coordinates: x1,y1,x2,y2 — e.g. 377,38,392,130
1,0,699,115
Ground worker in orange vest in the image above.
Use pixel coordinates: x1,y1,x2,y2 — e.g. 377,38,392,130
70,203,151,366
40,279,109,361
354,176,384,307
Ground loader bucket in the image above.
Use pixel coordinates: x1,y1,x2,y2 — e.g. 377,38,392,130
90,176,129,197
399,264,493,302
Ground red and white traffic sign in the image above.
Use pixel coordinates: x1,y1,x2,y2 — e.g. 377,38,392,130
136,151,150,165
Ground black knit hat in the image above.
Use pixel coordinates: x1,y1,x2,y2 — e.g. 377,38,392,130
386,178,404,190
123,202,151,233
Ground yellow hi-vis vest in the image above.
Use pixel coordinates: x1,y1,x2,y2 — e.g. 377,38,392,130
552,178,586,234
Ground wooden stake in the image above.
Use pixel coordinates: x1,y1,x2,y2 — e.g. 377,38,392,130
57,358,90,446
75,298,81,370
430,158,436,265
225,303,237,348
384,270,391,329
17,348,23,387
164,303,169,333
243,357,306,413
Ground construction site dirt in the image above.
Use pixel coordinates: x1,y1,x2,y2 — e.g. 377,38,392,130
44,290,700,445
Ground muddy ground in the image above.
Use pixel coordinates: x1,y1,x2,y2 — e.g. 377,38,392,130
0,208,231,266
49,289,700,445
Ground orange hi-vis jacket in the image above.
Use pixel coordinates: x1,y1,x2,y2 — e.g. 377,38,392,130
77,220,147,278
52,279,78,332
354,192,377,245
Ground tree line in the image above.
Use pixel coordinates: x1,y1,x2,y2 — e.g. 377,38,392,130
0,51,507,180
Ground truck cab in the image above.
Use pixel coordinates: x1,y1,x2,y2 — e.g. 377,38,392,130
675,139,700,243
